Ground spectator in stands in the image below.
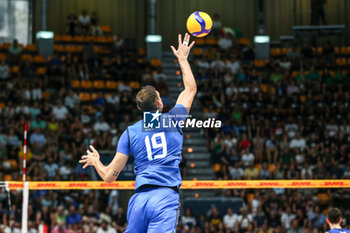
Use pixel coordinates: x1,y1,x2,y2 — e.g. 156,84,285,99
78,10,91,35
212,13,222,37
4,219,20,233
97,220,117,233
218,33,233,51
287,219,302,233
52,100,69,121
8,39,22,64
0,60,9,80
66,13,78,36
51,221,70,233
223,207,237,231
94,116,110,133
90,11,102,36
181,208,197,230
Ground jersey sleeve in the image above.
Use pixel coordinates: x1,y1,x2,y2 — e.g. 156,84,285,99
116,130,130,156
168,104,189,123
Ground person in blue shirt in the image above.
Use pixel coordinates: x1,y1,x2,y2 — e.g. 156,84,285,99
80,33,196,233
327,208,350,233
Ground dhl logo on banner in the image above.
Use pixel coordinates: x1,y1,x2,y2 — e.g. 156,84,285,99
6,180,350,190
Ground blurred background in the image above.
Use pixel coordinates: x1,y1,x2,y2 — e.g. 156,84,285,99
0,0,349,232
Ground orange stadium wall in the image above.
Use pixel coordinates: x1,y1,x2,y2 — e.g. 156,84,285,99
34,0,349,47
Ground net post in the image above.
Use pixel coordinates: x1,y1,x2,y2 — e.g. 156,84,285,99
21,181,29,233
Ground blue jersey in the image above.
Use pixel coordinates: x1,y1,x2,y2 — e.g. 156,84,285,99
328,229,350,233
117,104,188,190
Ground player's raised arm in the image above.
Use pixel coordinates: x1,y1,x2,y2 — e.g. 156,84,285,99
171,33,196,113
79,145,128,183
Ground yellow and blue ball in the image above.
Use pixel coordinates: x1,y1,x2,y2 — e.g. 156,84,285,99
186,11,212,37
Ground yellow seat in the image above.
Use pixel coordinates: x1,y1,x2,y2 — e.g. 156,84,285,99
71,80,81,88
21,54,33,62
79,93,91,101
193,48,204,56
194,38,205,45
37,67,47,75
91,93,99,100
33,55,45,63
206,38,218,45
61,35,73,42
81,80,92,88
150,59,161,67
42,92,51,100
282,48,291,55
93,80,105,89
11,66,20,73
254,60,265,68
106,81,118,89
130,81,140,90
239,38,250,46
54,45,64,53
0,103,5,109
24,44,37,52
73,35,84,42
4,174,13,181
100,25,112,33
54,35,62,42
65,45,77,53
0,53,6,61
247,193,255,203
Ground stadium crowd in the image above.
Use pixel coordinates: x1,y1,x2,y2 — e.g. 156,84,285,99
0,16,349,232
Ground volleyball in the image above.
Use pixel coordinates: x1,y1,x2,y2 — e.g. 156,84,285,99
186,11,212,37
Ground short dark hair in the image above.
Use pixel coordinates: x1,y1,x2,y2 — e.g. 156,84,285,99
328,208,342,224
136,85,158,112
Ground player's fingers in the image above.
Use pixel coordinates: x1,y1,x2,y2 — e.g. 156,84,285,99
170,46,176,54
185,33,190,43
79,159,86,163
188,41,195,49
90,145,97,154
83,164,89,169
81,155,88,159
178,34,182,46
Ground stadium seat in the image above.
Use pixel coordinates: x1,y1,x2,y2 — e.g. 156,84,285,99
54,35,62,42
317,47,323,54
130,81,140,90
93,80,105,89
270,48,281,57
317,193,329,204
54,45,64,53
138,47,145,56
239,38,250,46
329,70,336,76
0,43,10,51
0,53,6,61
255,163,262,171
268,164,276,173
61,35,73,42
81,80,93,88
205,38,218,45
105,81,118,89
4,174,12,181
292,71,300,78
41,92,51,100
0,103,5,109
71,80,81,88
24,44,37,52
21,54,33,62
79,93,91,101
37,67,47,75
281,48,291,55
104,93,112,99
33,55,45,63
73,35,84,43
65,45,77,53
254,60,265,68
336,58,347,66
100,25,112,33
150,59,161,67
91,93,99,100
85,36,95,42
194,38,205,45
11,66,20,73
340,46,350,55
334,47,340,54
193,48,204,56
96,36,107,43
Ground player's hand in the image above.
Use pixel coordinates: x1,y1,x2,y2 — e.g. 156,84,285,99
79,145,100,169
170,33,195,61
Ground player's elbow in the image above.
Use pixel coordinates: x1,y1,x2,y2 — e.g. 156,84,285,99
185,86,197,95
104,177,115,184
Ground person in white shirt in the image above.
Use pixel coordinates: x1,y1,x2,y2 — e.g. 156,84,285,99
236,207,253,231
118,82,132,92
229,162,244,179
226,56,240,75
289,133,306,150
223,207,237,230
281,207,296,230
211,55,226,72
4,220,20,233
0,60,9,80
241,149,255,167
96,220,117,233
78,10,90,34
94,116,110,132
52,101,69,120
218,34,233,50
107,93,120,105
181,208,196,229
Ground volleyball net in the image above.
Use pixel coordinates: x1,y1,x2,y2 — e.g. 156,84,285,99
4,179,350,233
